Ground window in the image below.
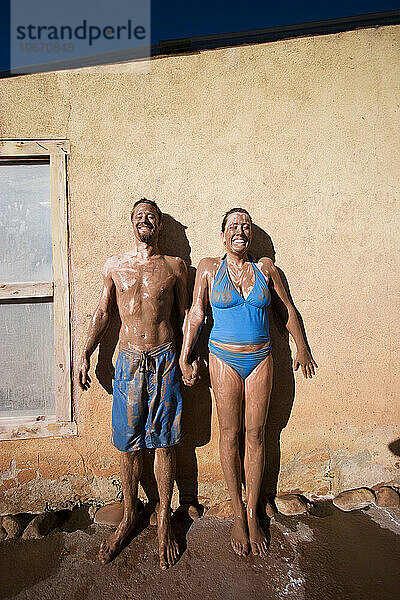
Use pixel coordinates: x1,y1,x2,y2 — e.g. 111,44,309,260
0,140,75,440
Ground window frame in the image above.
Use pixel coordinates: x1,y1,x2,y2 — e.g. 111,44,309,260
0,139,76,440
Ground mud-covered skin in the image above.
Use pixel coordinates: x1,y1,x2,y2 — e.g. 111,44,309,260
108,251,182,350
78,201,188,570
180,211,317,557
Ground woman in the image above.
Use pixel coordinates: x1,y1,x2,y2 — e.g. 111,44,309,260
180,208,317,557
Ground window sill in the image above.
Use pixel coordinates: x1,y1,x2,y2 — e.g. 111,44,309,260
0,417,77,441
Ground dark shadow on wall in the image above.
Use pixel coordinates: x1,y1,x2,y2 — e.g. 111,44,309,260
142,214,212,508
389,439,400,458
95,214,212,510
248,225,314,504
95,308,120,395
251,224,276,263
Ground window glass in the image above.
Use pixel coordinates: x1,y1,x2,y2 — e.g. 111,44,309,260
0,302,55,417
0,164,52,282
0,161,55,419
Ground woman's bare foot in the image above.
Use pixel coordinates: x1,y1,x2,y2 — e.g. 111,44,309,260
230,508,250,557
157,507,179,570
98,514,139,564
247,509,268,556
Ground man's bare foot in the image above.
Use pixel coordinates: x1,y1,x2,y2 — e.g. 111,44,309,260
247,510,268,556
98,514,139,564
157,507,179,570
230,510,249,557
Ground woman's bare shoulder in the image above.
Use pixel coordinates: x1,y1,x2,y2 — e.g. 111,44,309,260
257,256,275,272
256,256,277,284
197,256,222,277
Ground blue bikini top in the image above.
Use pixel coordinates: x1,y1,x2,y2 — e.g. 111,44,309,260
209,257,271,345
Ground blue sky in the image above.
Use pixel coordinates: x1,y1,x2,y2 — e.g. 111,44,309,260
151,0,399,41
1,0,399,73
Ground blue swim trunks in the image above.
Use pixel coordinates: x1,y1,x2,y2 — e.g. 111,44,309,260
111,342,182,451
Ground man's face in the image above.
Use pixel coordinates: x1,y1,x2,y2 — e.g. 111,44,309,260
222,212,252,255
132,202,161,243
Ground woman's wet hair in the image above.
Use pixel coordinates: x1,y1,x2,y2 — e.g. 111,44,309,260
221,208,252,232
131,198,162,223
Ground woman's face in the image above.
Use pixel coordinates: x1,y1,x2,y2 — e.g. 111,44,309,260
222,212,252,255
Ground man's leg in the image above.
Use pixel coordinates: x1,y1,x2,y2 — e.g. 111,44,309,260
99,449,143,564
154,446,179,570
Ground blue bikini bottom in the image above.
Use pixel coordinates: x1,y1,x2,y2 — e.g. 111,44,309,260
208,340,271,379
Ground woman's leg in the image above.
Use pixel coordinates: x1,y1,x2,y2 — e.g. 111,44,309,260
209,353,247,556
244,354,273,556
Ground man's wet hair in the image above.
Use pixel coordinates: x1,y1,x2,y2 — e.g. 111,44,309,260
131,198,162,224
221,207,252,232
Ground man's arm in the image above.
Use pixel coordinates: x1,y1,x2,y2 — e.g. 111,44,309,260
260,257,318,379
78,259,116,390
179,258,211,386
173,257,189,329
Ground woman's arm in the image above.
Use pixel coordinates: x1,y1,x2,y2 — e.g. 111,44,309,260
260,257,318,379
179,258,213,386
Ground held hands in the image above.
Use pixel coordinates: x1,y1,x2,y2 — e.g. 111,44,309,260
78,355,92,391
293,347,318,379
180,358,200,386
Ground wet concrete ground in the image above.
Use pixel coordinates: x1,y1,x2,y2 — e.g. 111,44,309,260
1,503,399,600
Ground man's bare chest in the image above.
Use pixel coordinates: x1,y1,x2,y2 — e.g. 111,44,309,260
113,262,176,302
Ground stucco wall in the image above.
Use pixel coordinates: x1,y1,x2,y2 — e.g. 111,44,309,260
1,25,399,513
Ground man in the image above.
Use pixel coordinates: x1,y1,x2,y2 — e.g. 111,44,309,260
78,198,194,570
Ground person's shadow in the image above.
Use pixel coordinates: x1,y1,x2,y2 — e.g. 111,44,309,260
389,439,400,459
95,215,212,536
147,214,212,515
249,225,314,510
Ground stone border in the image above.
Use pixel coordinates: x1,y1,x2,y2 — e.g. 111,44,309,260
203,485,400,520
1,485,398,541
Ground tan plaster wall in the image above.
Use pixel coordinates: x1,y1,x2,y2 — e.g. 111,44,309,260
1,25,399,513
